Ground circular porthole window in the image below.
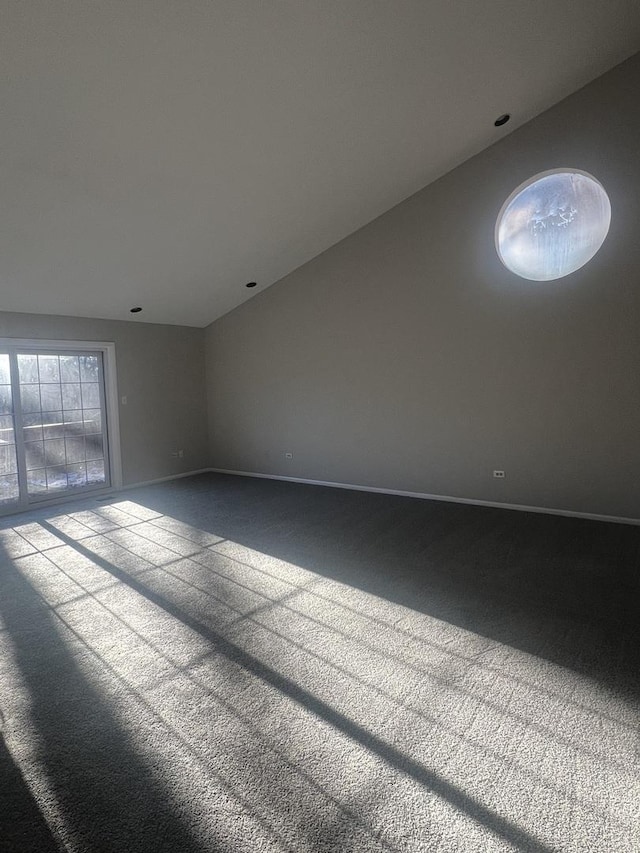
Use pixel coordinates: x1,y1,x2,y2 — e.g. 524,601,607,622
496,169,611,281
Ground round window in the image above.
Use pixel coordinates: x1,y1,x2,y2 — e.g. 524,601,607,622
496,169,611,281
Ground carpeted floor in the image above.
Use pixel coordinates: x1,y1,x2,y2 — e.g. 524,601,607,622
0,472,638,852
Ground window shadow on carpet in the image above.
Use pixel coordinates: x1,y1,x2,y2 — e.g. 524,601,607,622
28,523,561,853
0,546,234,853
131,473,640,694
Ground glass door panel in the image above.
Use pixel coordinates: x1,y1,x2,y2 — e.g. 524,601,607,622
0,354,19,506
16,351,110,502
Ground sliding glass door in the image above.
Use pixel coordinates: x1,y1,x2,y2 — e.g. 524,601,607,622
0,345,112,513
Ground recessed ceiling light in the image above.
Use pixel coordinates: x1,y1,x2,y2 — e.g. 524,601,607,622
245,281,257,288
130,307,142,313
494,113,510,127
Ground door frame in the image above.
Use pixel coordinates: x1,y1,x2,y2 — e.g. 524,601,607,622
0,338,123,512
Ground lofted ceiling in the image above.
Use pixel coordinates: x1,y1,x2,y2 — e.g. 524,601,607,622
2,1,640,328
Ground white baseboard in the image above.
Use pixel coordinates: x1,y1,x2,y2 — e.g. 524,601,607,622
121,468,212,491
208,467,640,527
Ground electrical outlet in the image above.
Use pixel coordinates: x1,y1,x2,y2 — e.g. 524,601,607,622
285,452,293,459
178,450,184,458
493,470,505,479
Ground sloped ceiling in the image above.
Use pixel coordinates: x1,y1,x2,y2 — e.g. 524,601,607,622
2,1,640,327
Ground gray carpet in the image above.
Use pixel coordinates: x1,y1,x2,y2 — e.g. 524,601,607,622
0,472,638,852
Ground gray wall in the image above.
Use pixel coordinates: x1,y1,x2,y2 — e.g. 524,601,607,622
205,53,640,520
0,312,208,486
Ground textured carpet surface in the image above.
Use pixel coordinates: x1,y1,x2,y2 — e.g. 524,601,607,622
0,473,638,852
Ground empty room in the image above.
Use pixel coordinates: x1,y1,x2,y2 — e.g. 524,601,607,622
1,3,639,852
